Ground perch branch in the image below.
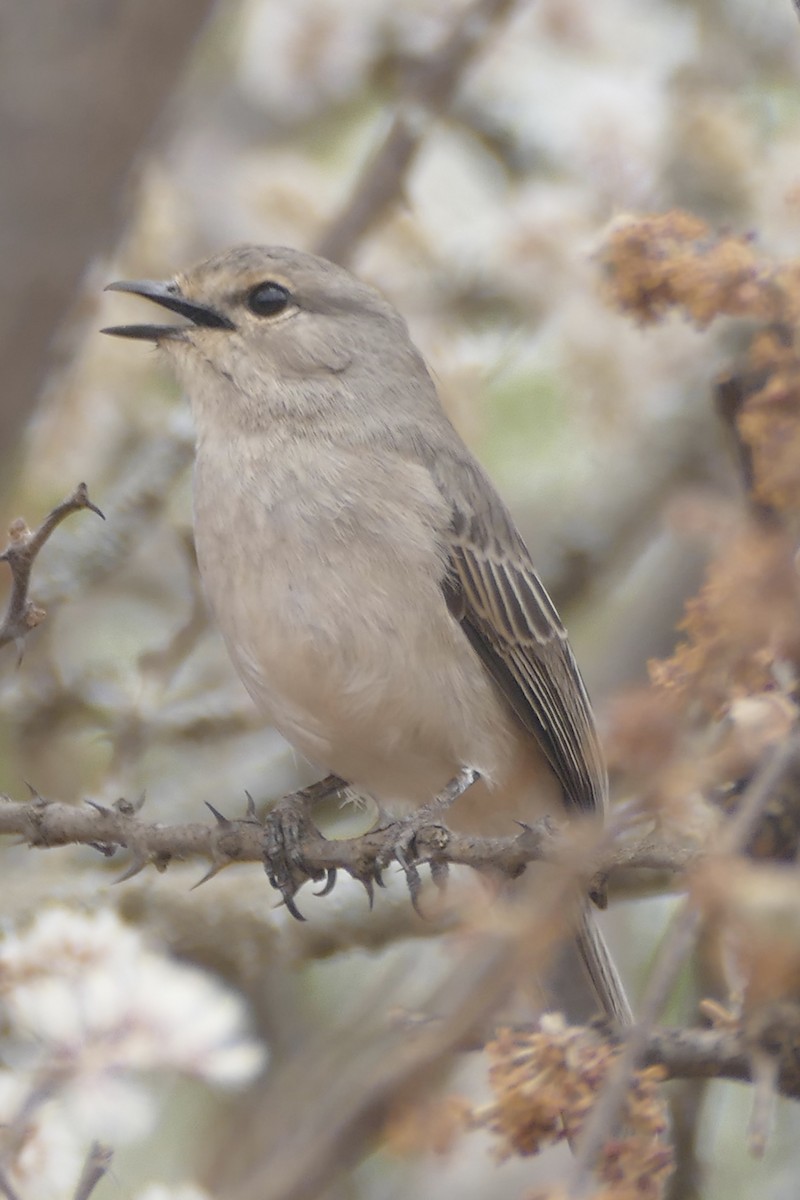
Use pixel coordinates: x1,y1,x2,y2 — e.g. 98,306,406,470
0,784,695,888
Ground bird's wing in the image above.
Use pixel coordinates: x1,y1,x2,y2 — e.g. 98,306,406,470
439,475,607,816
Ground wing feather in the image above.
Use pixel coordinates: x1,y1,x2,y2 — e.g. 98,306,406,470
444,494,607,816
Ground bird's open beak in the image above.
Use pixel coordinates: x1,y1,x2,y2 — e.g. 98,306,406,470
101,279,234,341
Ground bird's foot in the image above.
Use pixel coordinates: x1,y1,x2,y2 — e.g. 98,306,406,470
375,767,480,915
262,775,346,920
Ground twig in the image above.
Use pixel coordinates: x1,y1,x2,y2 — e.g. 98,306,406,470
642,1024,800,1102
0,1171,20,1200
72,1143,114,1200
747,1050,779,1155
0,483,104,652
567,734,800,1196
33,427,192,610
315,0,520,264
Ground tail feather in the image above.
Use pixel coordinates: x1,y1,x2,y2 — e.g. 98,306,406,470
574,902,633,1027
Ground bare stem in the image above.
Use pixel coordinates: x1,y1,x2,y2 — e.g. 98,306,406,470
0,483,104,652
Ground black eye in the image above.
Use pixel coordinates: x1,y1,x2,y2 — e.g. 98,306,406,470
247,281,290,317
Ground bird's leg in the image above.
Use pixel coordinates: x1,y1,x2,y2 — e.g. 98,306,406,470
424,766,481,817
377,767,481,913
262,774,348,919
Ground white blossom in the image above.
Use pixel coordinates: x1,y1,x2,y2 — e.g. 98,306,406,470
0,908,266,1149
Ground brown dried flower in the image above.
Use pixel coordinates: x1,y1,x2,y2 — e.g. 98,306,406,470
469,1016,673,1198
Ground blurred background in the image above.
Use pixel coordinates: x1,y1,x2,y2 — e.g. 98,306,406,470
2,1,800,1198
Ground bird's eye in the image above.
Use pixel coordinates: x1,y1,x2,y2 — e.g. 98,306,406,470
247,281,291,317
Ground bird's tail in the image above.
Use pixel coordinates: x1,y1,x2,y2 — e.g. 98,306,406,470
574,901,633,1027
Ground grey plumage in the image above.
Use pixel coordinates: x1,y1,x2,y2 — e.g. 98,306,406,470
104,244,632,1026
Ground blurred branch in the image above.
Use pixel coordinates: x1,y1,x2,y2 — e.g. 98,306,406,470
203,962,800,1200
0,0,217,481
316,0,519,264
0,483,104,652
208,920,527,1200
644,1020,800,1102
72,1143,113,1200
0,1174,19,1200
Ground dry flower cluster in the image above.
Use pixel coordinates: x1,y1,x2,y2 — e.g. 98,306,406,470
602,212,800,855
471,1017,673,1199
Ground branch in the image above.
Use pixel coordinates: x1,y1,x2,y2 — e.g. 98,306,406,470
643,1022,800,1102
315,0,520,264
0,785,695,893
34,429,192,611
72,1143,113,1200
0,790,264,881
0,483,103,652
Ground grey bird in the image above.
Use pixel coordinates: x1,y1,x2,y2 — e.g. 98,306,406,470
103,245,632,1026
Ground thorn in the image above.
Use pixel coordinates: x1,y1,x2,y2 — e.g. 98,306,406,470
75,482,105,521
23,780,45,802
244,790,257,820
205,802,232,827
314,868,337,896
84,799,113,816
191,863,224,889
114,855,148,883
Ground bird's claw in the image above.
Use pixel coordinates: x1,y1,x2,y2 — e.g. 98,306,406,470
263,791,329,920
373,809,451,918
313,868,338,897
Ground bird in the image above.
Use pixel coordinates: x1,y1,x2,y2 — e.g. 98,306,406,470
103,244,632,1026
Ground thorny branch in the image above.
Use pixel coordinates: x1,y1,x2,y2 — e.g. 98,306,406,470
0,483,104,653
0,781,695,891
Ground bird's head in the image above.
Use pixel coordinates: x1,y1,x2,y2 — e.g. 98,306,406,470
103,245,423,429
